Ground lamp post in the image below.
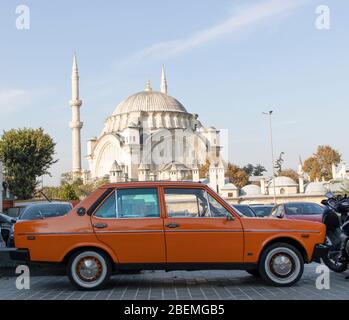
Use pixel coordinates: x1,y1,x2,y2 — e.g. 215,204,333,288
263,110,277,205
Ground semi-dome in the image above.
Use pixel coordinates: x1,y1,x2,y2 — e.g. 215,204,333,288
240,184,261,196
305,182,327,195
268,176,298,187
112,89,187,116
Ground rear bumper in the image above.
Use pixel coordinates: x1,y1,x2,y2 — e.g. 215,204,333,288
311,244,329,263
8,248,30,262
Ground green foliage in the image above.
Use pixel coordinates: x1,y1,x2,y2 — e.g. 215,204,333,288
242,163,267,176
59,183,79,201
0,128,57,200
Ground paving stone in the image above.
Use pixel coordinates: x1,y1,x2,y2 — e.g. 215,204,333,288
0,263,349,300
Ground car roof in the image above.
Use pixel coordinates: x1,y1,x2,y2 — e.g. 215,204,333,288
19,202,72,207
250,204,273,207
283,202,320,205
100,181,205,189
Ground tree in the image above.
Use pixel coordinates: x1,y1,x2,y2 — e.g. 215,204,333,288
225,163,249,189
278,169,299,182
275,152,285,174
59,183,79,201
303,145,341,181
242,163,266,176
0,128,57,199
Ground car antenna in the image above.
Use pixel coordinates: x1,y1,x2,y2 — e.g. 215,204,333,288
38,190,52,203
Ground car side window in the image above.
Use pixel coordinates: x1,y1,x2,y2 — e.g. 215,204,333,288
95,188,160,219
207,194,230,217
116,188,159,218
285,204,302,215
95,192,117,218
302,203,323,215
164,188,210,218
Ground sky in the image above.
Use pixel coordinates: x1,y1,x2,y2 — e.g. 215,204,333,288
0,0,348,186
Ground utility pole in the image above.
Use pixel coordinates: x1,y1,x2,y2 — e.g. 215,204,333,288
263,110,277,205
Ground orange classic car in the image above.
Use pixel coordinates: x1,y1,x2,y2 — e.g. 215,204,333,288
10,181,328,290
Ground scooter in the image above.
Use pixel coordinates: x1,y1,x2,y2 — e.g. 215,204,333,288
321,192,349,275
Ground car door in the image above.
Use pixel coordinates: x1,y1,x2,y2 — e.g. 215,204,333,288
162,187,244,263
91,187,166,263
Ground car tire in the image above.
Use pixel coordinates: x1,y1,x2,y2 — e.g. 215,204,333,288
67,249,112,291
258,243,304,287
246,269,260,277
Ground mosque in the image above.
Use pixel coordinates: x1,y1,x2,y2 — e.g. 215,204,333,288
69,54,224,191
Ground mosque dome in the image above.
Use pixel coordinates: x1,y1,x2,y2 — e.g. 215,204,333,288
305,182,327,195
112,82,187,116
240,184,261,196
268,176,298,187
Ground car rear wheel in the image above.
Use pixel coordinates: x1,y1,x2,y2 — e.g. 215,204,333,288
67,250,112,290
259,243,304,287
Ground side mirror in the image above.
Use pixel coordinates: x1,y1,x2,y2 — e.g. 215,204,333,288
77,207,86,216
321,199,328,206
226,213,235,221
276,211,285,219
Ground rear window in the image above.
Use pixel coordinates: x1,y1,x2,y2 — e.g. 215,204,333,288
19,204,72,220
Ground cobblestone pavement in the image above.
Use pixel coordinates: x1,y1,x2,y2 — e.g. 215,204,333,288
0,263,348,300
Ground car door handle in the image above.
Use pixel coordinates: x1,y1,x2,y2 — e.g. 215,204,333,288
93,223,108,229
165,223,180,228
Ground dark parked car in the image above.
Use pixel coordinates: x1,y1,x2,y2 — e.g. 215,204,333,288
250,205,274,217
271,202,324,223
0,202,73,247
232,205,256,217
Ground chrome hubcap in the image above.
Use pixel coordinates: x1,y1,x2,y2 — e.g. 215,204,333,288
77,257,102,282
271,254,293,276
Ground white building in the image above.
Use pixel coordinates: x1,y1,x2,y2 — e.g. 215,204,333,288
69,55,222,182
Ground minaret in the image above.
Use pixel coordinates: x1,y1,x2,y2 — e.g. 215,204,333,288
69,53,83,180
160,65,167,94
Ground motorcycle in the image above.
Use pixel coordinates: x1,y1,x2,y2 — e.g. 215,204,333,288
321,192,349,273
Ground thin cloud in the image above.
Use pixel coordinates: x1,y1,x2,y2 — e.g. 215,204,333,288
117,0,307,66
0,89,30,113
0,88,53,118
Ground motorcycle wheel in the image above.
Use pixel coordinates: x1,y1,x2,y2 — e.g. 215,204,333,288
322,251,347,273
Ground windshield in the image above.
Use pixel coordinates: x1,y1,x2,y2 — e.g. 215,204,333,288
19,204,72,220
233,205,256,217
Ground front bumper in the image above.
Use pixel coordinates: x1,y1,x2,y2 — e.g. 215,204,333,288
312,244,329,263
8,248,30,262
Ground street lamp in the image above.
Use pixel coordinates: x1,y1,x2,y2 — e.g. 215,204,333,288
263,110,277,205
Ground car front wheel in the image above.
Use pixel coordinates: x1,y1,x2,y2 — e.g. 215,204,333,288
259,243,304,287
67,250,112,290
